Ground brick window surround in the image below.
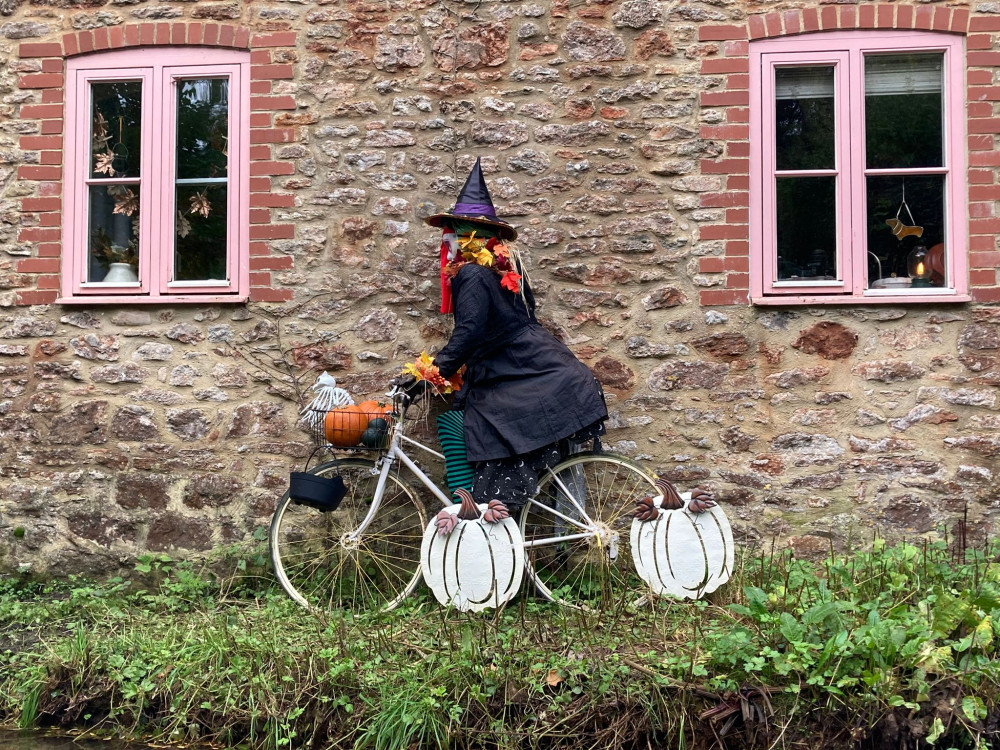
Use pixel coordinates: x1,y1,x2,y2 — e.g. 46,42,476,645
16,23,298,306
697,5,1000,306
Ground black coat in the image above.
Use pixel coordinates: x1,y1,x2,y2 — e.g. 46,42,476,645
434,263,608,462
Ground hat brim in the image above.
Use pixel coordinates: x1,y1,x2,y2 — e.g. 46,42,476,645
426,212,517,241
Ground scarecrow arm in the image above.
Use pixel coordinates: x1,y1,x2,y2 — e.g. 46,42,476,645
434,267,492,378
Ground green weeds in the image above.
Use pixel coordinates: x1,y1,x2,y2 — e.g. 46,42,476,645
0,536,997,749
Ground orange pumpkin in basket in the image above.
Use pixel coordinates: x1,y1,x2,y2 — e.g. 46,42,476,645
324,406,369,446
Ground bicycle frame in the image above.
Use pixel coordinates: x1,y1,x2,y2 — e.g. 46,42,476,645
343,389,600,549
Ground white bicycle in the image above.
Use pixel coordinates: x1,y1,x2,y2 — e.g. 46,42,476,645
269,384,659,613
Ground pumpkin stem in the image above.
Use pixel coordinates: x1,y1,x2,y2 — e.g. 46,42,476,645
655,477,685,510
455,488,481,521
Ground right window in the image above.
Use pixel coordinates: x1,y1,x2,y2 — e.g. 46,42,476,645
750,32,968,304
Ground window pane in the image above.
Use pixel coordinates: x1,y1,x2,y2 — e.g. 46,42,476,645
90,81,142,180
175,184,228,281
866,175,946,289
775,66,835,171
87,184,140,283
176,78,229,180
865,53,943,169
776,177,837,281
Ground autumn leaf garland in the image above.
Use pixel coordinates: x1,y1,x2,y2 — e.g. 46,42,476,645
443,233,522,294
401,351,464,395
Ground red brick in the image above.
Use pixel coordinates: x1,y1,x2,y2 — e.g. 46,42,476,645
35,274,60,290
783,11,801,35
701,192,748,208
970,151,1000,167
970,135,995,151
21,197,60,211
727,142,750,157
724,41,748,57
250,81,272,95
249,224,294,240
969,170,994,184
249,177,271,192
700,289,748,306
18,227,60,242
971,287,1000,303
250,128,295,144
16,290,58,306
204,23,220,46
970,17,1000,31
250,192,295,208
249,287,294,302
967,34,992,51
726,272,750,288
125,25,140,46
700,224,747,240
914,6,933,30
700,58,748,74
968,118,1000,134
968,85,1000,101
820,6,837,29
726,107,749,123
932,7,951,32
250,161,296,176
40,120,63,135
235,28,251,49
724,257,749,272
970,269,997,286
38,211,61,225
699,24,747,41
700,90,748,107
251,95,297,111
726,240,749,257
171,24,185,45
951,8,970,32
39,182,62,196
701,158,749,174
249,242,270,256
764,12,781,36
726,74,749,91
802,7,820,31
969,102,993,119
250,255,294,271
187,23,203,45
18,42,63,58
249,145,272,160
897,5,913,28
19,104,63,119
16,258,59,273
250,112,272,128
38,243,61,257
249,272,271,286
63,33,79,56
78,30,94,53
41,89,63,104
699,257,725,273
876,4,894,28
841,6,856,28
251,31,298,47
700,124,748,140
969,218,1000,234
249,209,272,224
140,23,154,45
969,185,1000,200
251,50,271,65
727,175,749,191
153,22,168,44
18,73,63,90
970,235,996,251
93,26,110,50
971,251,1000,267
219,24,236,46
18,166,60,180
858,5,875,28
252,64,294,80
747,15,766,39
726,208,749,223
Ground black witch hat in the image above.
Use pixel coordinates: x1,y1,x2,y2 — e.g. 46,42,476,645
425,157,517,240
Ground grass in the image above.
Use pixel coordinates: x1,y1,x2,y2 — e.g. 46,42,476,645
0,532,998,750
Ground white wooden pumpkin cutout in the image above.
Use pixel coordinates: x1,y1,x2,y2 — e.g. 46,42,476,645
420,489,524,612
630,479,735,600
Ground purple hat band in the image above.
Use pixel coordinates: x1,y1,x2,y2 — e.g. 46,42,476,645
453,202,497,217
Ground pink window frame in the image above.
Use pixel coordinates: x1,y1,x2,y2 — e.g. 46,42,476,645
61,48,250,303
749,30,969,305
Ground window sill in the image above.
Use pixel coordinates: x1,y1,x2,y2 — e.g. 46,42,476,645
57,294,248,305
752,292,971,306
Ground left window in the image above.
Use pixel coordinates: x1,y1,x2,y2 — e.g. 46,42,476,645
62,48,250,303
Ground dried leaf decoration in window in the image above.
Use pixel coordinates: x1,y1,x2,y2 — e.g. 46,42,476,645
189,189,212,218
108,184,138,216
176,210,192,238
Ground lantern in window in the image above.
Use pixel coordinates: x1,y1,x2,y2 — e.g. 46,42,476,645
907,245,933,288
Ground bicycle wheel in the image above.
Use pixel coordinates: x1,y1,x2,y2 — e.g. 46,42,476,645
520,454,657,609
270,458,426,614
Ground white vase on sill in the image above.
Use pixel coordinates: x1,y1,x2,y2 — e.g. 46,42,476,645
103,263,139,283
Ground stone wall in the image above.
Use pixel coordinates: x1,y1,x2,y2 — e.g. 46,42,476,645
0,0,998,573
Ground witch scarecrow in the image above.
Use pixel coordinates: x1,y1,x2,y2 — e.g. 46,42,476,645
401,158,610,528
